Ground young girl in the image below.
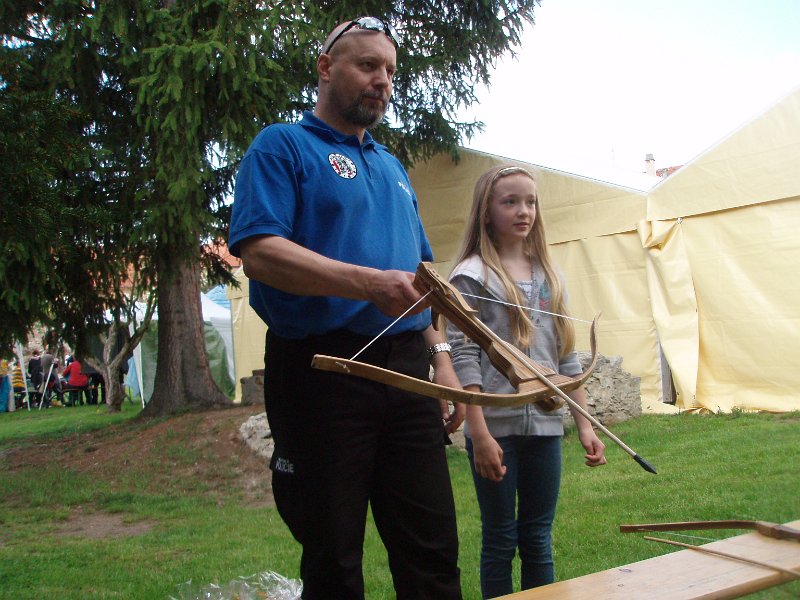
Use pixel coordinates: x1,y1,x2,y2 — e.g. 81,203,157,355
447,165,606,598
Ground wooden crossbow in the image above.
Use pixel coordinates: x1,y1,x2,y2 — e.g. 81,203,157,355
312,262,657,473
621,519,800,578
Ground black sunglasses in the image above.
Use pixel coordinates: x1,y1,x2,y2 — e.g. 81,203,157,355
322,16,401,54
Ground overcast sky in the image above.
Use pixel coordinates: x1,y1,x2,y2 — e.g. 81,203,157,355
458,0,800,180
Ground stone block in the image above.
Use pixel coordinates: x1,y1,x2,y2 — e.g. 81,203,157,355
240,371,264,407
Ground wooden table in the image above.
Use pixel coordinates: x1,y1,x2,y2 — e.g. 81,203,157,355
498,520,800,599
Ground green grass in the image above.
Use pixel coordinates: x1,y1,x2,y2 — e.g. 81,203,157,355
1,408,798,599
0,401,143,451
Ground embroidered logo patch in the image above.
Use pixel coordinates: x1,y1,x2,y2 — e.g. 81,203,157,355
328,153,357,179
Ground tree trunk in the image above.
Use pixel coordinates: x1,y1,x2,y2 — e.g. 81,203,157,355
142,259,231,416
83,320,139,414
105,367,126,412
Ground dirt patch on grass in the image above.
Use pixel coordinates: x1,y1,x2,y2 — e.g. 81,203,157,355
5,403,274,524
56,506,155,539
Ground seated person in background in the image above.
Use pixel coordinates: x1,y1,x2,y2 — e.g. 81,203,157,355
62,356,90,407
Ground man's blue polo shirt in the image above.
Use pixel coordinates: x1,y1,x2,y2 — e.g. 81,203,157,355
229,112,433,339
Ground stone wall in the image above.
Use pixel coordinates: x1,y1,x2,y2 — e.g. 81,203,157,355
570,352,641,427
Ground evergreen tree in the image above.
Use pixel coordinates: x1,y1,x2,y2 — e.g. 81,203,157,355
1,1,540,415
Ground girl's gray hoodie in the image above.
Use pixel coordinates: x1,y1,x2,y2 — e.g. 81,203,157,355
447,255,581,439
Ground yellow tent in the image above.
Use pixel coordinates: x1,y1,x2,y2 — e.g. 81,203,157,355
640,86,800,413
229,86,800,414
228,267,267,403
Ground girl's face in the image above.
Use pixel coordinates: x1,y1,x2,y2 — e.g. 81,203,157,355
486,173,537,248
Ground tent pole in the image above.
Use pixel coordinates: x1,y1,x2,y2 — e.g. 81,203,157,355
39,362,55,411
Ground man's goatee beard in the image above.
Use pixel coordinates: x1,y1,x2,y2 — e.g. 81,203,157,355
344,96,388,128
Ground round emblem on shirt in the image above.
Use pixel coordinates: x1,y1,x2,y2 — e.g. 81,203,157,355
328,153,357,179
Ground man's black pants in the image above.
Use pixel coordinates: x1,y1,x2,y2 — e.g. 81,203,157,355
264,329,462,600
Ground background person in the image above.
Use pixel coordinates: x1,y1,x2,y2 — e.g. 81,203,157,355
0,354,9,412
447,165,606,598
62,355,90,406
82,360,104,405
229,16,463,600
11,358,27,409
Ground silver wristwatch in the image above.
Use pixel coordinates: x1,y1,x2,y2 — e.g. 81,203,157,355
427,342,452,360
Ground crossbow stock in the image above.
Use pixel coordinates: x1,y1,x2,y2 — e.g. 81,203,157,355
312,262,656,473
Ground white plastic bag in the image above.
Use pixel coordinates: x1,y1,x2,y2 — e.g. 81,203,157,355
171,570,302,600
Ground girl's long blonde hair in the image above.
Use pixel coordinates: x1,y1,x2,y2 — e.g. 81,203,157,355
452,165,575,356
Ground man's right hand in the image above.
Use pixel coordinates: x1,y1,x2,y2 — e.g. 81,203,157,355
365,269,430,317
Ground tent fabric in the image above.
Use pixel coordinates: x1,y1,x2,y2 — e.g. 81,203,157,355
647,86,800,220
637,85,800,413
206,284,231,310
548,232,664,408
200,292,235,378
227,86,800,414
131,292,236,404
137,321,234,404
679,201,800,412
228,268,268,402
637,219,699,408
411,151,652,251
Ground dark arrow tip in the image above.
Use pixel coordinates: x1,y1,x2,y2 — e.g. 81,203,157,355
634,454,658,474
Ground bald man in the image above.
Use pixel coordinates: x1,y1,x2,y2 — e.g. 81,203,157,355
229,17,463,600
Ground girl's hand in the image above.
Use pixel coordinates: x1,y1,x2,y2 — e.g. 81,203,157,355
578,428,607,467
472,434,507,482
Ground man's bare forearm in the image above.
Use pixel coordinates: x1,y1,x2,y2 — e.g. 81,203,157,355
239,235,426,318
240,235,376,299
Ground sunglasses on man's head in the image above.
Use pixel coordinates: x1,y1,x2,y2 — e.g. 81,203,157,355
322,16,401,54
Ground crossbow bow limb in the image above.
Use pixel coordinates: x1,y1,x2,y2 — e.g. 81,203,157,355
620,520,800,542
312,262,656,473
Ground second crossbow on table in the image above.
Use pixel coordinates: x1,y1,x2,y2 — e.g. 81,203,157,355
312,262,657,473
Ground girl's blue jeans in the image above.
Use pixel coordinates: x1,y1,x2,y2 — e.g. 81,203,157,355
466,434,562,599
